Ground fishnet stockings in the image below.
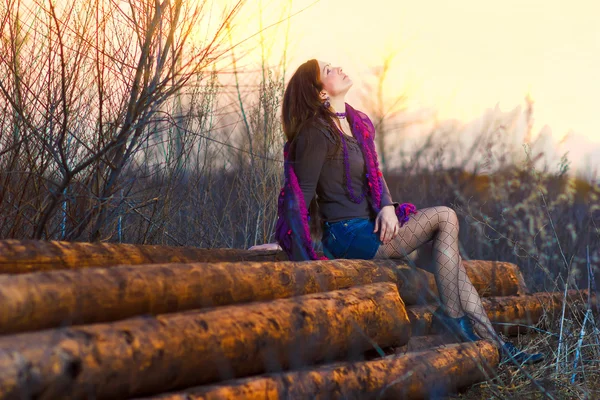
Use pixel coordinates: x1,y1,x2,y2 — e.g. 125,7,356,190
373,206,502,343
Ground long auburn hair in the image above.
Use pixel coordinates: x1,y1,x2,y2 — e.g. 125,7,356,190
281,59,345,241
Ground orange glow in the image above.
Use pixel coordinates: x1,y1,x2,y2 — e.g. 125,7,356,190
214,0,600,174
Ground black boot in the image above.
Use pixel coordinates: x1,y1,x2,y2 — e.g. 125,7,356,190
432,307,481,342
455,315,481,342
501,342,544,365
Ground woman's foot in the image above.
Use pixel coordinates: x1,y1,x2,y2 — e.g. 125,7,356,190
432,307,481,342
500,342,544,365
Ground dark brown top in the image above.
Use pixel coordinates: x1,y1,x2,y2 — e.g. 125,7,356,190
290,117,398,223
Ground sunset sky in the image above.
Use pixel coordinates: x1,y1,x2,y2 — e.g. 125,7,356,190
217,0,600,178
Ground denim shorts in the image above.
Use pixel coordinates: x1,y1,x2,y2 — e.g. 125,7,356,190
321,217,382,259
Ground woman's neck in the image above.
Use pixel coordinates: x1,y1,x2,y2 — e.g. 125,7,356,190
329,96,346,114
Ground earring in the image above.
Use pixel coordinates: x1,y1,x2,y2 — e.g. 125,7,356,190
323,95,330,109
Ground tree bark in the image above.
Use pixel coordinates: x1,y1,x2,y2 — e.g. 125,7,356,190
395,334,459,354
0,259,527,334
483,290,594,335
406,290,596,337
140,341,499,400
0,283,411,400
0,239,529,302
0,239,287,274
462,260,529,296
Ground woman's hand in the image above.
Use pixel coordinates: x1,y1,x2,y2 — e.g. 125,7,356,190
248,243,282,251
374,205,400,244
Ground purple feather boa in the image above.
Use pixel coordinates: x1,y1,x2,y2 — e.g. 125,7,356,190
275,104,418,261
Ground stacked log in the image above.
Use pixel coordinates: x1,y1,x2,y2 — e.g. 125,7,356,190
0,240,528,298
406,290,596,337
140,341,499,400
0,239,287,274
0,283,410,399
0,239,586,399
0,259,528,335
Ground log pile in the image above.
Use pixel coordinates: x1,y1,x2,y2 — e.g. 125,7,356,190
0,240,590,399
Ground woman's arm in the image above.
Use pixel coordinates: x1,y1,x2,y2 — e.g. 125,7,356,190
292,125,329,207
380,175,399,209
249,243,282,251
374,174,401,244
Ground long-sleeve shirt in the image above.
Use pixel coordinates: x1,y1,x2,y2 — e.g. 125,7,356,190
290,117,398,223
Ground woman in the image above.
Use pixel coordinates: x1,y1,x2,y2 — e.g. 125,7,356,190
273,59,543,365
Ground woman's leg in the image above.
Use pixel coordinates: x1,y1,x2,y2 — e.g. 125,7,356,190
456,254,503,343
373,206,503,344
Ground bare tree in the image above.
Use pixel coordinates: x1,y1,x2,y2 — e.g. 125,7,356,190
0,0,244,240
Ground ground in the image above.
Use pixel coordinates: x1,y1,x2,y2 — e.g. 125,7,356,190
450,333,600,400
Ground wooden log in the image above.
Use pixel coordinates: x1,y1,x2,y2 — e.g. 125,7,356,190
0,241,528,298
0,283,411,400
140,341,499,400
463,260,529,296
406,304,437,336
484,290,595,335
406,290,597,337
403,241,528,296
0,259,396,334
0,239,288,274
395,334,460,354
0,259,528,334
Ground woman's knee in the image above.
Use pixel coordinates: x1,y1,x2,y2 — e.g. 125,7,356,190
437,206,459,226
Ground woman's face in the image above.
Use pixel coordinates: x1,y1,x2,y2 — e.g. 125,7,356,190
317,60,353,98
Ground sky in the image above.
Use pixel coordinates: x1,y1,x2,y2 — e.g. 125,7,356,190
214,0,600,179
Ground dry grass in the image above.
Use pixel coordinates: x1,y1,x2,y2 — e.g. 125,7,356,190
452,324,600,399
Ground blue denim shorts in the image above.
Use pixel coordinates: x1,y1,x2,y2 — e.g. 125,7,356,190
321,217,382,259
